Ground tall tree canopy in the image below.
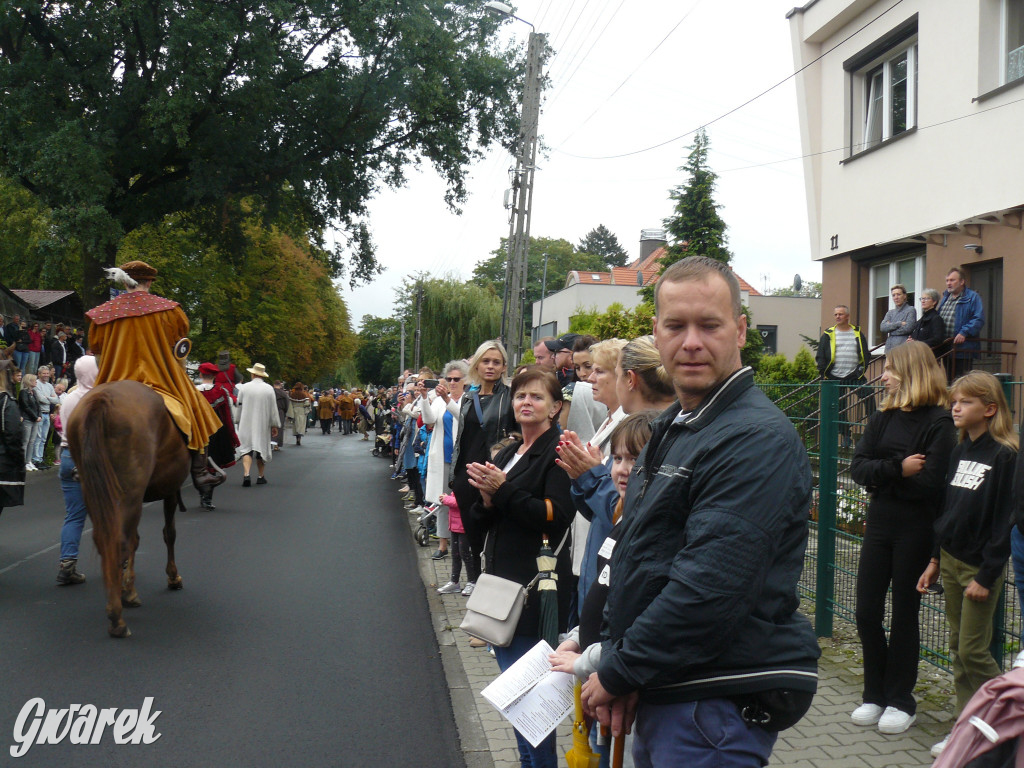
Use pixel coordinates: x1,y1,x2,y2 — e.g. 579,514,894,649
391,274,502,373
577,224,629,268
355,316,404,386
0,0,525,306
471,236,608,312
663,129,731,266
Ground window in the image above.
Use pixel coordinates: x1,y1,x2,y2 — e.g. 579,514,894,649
757,326,778,356
854,42,917,153
1004,0,1024,84
867,254,924,348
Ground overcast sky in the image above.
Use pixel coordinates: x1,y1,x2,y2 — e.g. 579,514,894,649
339,0,820,330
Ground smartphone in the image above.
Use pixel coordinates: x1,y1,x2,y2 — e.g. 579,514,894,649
926,582,944,595
422,379,439,389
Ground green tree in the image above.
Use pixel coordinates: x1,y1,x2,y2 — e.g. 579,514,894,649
0,176,82,290
569,302,654,340
392,275,502,371
355,316,403,386
577,225,628,268
0,0,525,306
118,209,356,383
768,281,823,298
471,236,608,311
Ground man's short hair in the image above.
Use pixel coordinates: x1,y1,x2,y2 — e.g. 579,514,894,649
834,305,850,314
947,267,966,280
890,284,906,294
654,256,741,318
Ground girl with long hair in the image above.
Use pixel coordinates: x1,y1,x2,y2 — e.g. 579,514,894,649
917,371,1018,758
849,341,956,735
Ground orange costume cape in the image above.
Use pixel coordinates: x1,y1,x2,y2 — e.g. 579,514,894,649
86,292,221,451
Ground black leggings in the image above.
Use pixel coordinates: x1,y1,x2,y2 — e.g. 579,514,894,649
406,466,425,506
855,506,933,714
449,531,477,584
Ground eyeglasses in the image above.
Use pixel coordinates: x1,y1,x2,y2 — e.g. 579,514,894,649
444,376,463,383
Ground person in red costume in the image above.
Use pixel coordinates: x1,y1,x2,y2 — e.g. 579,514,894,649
195,362,240,510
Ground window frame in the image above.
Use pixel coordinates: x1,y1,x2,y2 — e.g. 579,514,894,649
866,253,925,349
1002,0,1024,85
852,40,918,155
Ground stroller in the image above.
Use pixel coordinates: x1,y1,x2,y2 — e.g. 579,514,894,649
371,409,395,458
414,504,438,547
933,661,1024,768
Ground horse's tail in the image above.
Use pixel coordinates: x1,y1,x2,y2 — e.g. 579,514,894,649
75,389,126,560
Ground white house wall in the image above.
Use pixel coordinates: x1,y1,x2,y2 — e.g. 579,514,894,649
790,0,1024,261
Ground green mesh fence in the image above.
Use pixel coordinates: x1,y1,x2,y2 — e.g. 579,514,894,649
761,379,1022,672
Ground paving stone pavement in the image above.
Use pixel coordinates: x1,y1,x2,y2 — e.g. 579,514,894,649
408,510,957,768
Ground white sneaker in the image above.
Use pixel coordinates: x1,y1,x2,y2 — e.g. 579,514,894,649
437,581,462,595
877,706,915,734
930,735,950,758
850,702,884,726
462,582,475,596
25,463,36,472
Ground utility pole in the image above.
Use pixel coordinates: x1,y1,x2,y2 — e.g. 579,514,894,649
399,320,406,379
414,281,423,372
500,30,545,366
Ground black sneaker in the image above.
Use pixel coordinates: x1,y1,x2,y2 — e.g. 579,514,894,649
242,476,251,487
256,476,267,485
430,549,448,560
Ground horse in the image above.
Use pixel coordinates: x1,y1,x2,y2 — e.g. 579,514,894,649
67,380,190,638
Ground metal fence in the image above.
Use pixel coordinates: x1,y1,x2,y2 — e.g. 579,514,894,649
759,378,1023,672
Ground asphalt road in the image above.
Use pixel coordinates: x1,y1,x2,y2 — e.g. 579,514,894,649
0,430,463,768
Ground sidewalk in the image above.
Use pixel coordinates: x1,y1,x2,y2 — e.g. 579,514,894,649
408,511,957,768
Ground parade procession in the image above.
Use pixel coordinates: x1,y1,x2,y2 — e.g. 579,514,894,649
4,0,1024,766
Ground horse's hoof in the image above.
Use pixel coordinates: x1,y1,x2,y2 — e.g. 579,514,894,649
122,593,142,608
167,576,183,591
108,624,131,638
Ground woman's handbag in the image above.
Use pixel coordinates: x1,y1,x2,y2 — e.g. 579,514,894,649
459,573,530,648
459,524,571,648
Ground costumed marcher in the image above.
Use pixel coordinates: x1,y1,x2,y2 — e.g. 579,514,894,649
195,362,240,509
273,381,289,450
0,356,25,522
317,388,336,435
85,261,224,498
235,363,280,486
337,390,356,435
288,382,312,445
55,354,99,585
215,349,242,401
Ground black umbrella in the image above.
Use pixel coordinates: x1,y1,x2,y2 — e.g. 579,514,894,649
535,535,559,648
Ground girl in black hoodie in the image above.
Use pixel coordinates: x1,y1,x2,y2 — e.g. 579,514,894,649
917,370,1018,758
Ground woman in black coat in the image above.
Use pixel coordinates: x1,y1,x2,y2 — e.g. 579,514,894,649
450,339,516,593
0,358,26,519
910,288,946,353
466,367,574,768
849,341,955,733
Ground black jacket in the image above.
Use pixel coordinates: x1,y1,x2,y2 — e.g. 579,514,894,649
17,388,39,422
599,368,819,704
468,425,574,638
934,432,1016,589
0,392,25,508
910,308,946,350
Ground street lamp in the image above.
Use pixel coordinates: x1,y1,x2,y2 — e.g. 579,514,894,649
486,1,544,366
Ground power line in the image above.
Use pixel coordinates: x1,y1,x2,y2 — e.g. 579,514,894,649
554,0,908,160
546,0,627,105
716,93,1024,173
554,0,705,148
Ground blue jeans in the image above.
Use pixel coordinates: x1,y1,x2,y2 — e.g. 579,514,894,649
59,449,88,560
492,635,558,768
25,350,39,374
1011,527,1024,616
632,698,777,768
12,350,26,371
31,413,50,464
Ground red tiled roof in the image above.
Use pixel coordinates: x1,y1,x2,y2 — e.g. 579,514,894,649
566,270,613,286
10,289,78,309
610,267,659,286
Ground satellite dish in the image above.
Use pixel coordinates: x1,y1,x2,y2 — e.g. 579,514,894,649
793,274,802,292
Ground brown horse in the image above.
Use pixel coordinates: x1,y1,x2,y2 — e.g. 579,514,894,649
67,380,190,638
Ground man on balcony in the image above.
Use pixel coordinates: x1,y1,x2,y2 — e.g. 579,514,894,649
817,305,875,448
937,267,984,381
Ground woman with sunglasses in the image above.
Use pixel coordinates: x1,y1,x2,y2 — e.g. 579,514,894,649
424,360,470,560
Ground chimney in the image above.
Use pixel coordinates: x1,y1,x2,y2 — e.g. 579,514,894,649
639,228,667,264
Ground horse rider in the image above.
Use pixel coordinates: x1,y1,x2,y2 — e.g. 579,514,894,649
85,260,224,496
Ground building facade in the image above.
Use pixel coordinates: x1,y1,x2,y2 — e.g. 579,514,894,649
788,0,1024,373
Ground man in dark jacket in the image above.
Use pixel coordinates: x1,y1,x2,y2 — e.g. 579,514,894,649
937,267,984,380
581,256,819,767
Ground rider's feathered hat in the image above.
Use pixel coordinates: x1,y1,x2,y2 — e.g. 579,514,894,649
104,260,158,288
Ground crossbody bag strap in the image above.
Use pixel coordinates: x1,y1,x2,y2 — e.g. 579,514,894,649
472,391,484,425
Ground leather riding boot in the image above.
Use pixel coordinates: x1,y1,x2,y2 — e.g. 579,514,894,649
199,488,216,511
296,435,301,446
191,450,226,491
